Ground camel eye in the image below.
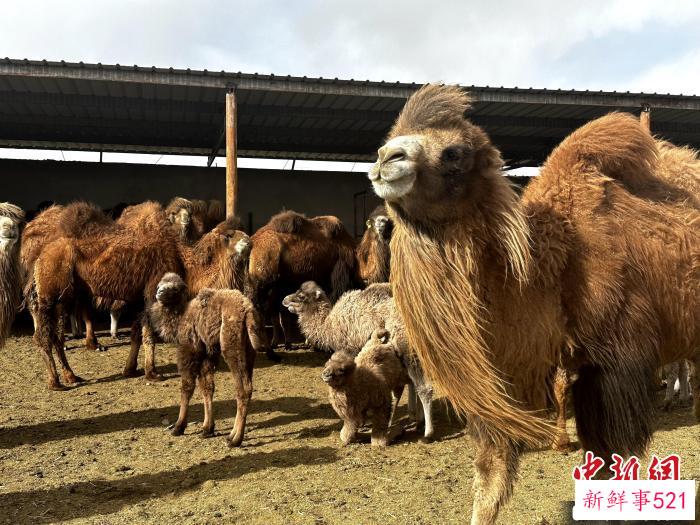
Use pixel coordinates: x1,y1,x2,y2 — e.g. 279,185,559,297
298,293,305,300
441,146,461,162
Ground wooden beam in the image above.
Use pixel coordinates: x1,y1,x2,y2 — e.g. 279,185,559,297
225,88,238,219
640,104,651,132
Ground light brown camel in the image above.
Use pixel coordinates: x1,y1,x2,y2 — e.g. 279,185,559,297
0,203,25,347
246,210,359,355
356,205,393,285
369,84,700,524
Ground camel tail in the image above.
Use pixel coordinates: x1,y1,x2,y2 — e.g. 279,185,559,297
543,112,659,190
572,358,656,460
245,307,269,353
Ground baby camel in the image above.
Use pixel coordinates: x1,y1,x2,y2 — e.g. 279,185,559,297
283,281,434,440
148,273,268,447
322,328,407,446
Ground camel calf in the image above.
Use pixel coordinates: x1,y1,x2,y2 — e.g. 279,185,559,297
148,273,268,447
322,329,408,447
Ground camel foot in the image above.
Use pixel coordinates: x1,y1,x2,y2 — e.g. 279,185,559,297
122,367,140,378
200,426,216,438
226,434,243,448
171,424,186,437
63,371,85,384
144,372,164,382
95,344,108,352
48,381,68,392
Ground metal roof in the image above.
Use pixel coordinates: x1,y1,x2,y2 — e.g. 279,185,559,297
1,58,700,165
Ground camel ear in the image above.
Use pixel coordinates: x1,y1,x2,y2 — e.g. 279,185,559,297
314,289,322,299
366,219,372,229
374,328,390,344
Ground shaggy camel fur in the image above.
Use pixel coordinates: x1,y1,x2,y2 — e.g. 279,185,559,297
0,203,25,347
21,204,108,351
322,329,408,447
369,84,700,524
148,273,268,447
282,281,434,440
247,210,359,353
356,205,393,285
32,202,184,389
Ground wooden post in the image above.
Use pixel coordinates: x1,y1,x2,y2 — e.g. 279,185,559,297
225,88,238,219
640,104,651,132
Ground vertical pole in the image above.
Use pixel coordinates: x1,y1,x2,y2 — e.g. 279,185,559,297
225,87,238,219
640,104,651,132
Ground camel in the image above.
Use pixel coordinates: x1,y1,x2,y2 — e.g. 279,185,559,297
356,205,393,285
368,84,700,524
246,210,359,354
32,201,251,390
148,273,268,447
0,203,25,347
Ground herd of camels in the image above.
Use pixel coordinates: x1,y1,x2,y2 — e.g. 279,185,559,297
0,84,698,524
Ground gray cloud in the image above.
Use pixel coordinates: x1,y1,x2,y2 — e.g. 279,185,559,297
1,0,699,93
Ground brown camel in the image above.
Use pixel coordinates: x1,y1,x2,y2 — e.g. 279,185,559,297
369,84,700,524
148,272,268,447
21,204,108,351
246,210,359,354
356,205,393,285
0,203,25,347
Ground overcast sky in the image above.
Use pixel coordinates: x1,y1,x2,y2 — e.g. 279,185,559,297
2,0,699,94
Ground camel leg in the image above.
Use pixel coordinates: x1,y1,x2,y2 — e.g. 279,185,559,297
552,367,572,450
70,311,83,339
370,400,393,447
123,318,142,377
34,303,66,391
339,420,358,446
226,344,255,448
470,438,521,525
416,384,434,442
388,385,404,428
407,382,418,422
54,335,84,385
142,322,163,381
82,308,105,352
678,360,691,405
172,350,199,436
663,362,679,411
198,356,216,438
690,356,699,421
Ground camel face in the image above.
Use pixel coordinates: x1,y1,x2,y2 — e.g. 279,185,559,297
0,217,19,251
155,272,187,306
369,134,423,201
368,214,392,241
282,281,326,315
321,352,356,387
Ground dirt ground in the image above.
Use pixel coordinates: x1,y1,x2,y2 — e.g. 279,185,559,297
0,328,697,525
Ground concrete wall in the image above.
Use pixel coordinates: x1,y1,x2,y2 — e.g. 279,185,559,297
0,159,383,236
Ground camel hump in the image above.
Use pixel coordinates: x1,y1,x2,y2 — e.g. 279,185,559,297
58,202,112,238
266,210,308,234
544,112,658,190
312,215,346,238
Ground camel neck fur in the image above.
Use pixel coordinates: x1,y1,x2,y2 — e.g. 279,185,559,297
295,299,334,350
388,175,558,447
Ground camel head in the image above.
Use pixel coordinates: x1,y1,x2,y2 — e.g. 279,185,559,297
366,205,392,242
368,84,503,224
321,351,356,387
0,203,24,252
155,272,188,307
282,281,329,315
211,218,250,260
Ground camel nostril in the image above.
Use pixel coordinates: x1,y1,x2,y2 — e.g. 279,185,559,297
385,150,406,163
